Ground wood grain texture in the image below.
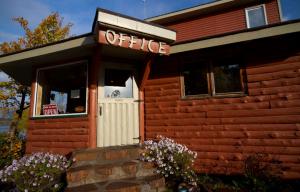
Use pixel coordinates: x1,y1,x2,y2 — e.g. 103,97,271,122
165,0,281,43
26,116,89,155
144,50,300,178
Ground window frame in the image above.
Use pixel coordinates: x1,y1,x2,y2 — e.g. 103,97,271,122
33,60,89,118
245,4,268,29
180,61,247,99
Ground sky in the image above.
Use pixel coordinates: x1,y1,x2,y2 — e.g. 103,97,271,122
0,0,300,81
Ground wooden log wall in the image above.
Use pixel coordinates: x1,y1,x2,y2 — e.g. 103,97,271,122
26,117,89,155
144,44,300,179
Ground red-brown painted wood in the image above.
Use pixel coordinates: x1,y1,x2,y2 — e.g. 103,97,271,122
164,0,281,43
144,49,300,178
26,116,89,155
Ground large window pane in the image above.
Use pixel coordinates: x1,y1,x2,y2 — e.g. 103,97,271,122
35,62,87,116
183,63,209,96
247,6,267,28
213,63,242,94
104,69,133,98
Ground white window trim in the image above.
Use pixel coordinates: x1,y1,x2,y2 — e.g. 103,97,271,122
245,4,268,29
33,60,89,117
277,0,284,21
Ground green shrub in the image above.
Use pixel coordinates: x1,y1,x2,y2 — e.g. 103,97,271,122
0,132,25,169
0,152,71,192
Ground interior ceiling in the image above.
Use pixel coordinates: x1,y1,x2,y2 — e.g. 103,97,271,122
1,46,95,86
1,43,150,86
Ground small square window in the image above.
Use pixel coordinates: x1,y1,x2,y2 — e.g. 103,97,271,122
245,5,267,28
104,69,133,98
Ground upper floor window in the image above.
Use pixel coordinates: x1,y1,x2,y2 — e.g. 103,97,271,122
182,59,246,98
34,61,88,117
245,5,268,28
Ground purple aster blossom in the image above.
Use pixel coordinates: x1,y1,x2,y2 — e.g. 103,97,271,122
0,152,72,191
141,135,198,185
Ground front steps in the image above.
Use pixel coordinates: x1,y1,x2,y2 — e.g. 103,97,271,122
66,145,165,192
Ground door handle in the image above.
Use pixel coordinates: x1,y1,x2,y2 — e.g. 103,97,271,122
133,136,141,140
99,106,102,116
134,100,144,102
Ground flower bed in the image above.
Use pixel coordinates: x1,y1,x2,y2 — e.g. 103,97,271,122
0,152,71,192
141,135,198,190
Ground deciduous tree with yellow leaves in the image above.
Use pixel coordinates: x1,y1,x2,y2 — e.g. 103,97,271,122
0,12,73,136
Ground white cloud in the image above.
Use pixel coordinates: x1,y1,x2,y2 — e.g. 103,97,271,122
0,0,52,43
0,0,51,27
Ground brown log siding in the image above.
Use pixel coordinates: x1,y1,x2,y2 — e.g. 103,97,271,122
166,0,281,43
26,117,89,155
144,47,300,178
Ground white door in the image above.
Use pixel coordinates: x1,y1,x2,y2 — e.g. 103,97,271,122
97,62,139,147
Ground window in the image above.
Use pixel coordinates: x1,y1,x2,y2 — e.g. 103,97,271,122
182,61,209,96
104,69,133,98
34,61,87,116
245,5,267,28
182,60,245,97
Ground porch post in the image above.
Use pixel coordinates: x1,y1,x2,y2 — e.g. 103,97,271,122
139,55,155,142
89,46,101,148
26,69,37,154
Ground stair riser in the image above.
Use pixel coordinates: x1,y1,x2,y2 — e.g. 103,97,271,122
66,176,165,192
67,162,156,187
72,148,142,165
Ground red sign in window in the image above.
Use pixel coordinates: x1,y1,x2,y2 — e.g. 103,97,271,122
43,104,58,115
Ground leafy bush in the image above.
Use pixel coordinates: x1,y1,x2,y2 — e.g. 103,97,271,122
141,136,198,187
195,154,286,192
0,152,71,192
242,154,282,192
0,132,25,169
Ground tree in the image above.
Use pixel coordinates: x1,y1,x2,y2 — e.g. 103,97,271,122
0,12,73,135
0,12,73,54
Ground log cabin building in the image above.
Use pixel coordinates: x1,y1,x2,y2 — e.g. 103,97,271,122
1,0,300,178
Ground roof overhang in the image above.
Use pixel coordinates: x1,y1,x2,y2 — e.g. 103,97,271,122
0,34,96,85
171,20,300,54
95,8,176,43
146,0,264,24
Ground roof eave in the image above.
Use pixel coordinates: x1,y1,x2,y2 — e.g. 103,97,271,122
146,0,260,24
171,20,300,54
0,34,96,85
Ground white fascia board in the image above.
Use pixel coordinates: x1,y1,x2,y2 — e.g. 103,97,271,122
0,35,95,65
97,11,176,42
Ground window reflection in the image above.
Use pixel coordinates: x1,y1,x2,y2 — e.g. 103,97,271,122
183,63,209,95
213,64,242,93
246,6,267,28
35,62,87,116
104,69,133,98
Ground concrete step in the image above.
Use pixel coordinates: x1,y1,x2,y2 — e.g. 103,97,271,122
67,160,157,187
71,145,142,168
65,175,166,192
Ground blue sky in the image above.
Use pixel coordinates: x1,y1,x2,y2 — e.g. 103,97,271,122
0,0,299,45
0,0,299,82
